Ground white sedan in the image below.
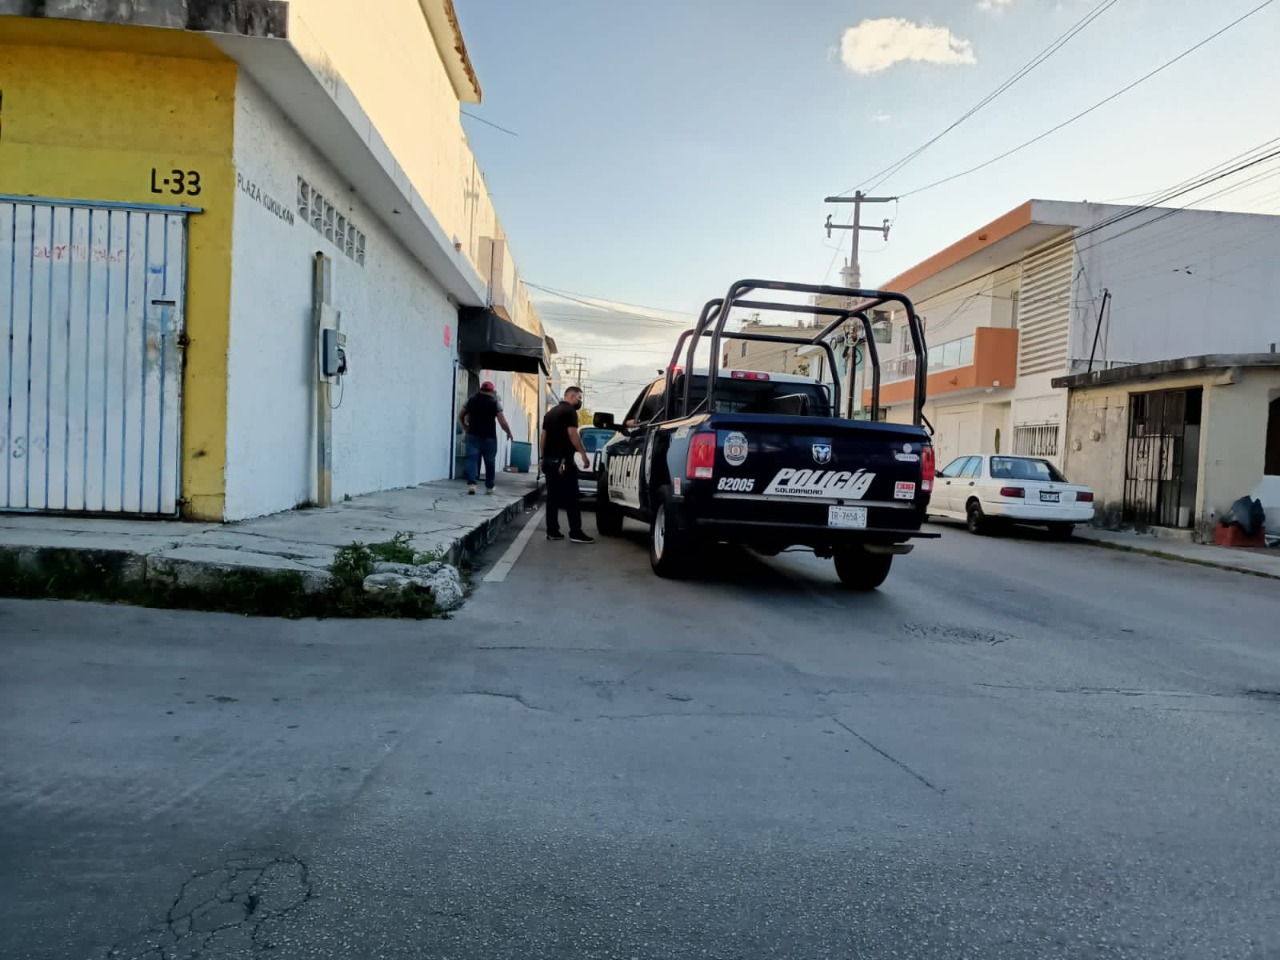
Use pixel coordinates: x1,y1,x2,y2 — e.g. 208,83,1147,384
929,454,1095,538
576,427,618,506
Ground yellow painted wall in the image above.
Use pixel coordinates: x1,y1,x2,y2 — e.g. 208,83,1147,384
0,18,235,519
1064,369,1280,536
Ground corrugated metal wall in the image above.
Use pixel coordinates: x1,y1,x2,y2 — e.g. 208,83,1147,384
0,199,187,515
1017,240,1075,377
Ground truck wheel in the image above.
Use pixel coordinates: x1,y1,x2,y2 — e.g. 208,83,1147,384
834,546,893,591
649,488,690,578
596,475,624,537
966,500,988,535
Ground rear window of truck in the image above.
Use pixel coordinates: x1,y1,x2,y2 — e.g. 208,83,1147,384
678,376,833,418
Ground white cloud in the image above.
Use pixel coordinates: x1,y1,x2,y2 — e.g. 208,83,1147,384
840,18,977,75
872,112,893,122
977,0,1017,11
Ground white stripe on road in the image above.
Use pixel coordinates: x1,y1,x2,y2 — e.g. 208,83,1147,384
483,506,544,583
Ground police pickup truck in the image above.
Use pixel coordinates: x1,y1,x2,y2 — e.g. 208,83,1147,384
591,279,936,591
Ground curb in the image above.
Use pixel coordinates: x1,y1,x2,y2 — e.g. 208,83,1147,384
0,483,546,608
1076,535,1280,581
446,481,544,569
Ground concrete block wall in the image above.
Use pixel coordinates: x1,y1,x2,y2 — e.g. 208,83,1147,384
224,73,459,521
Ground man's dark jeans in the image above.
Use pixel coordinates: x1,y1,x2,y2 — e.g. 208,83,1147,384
543,458,583,537
466,435,498,489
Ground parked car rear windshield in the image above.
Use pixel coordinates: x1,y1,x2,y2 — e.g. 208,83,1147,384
678,375,834,418
990,456,1067,483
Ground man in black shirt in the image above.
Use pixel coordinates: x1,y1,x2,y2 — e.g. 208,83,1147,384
540,386,594,543
459,381,514,495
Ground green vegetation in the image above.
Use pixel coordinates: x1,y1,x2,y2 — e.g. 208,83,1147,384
0,531,455,620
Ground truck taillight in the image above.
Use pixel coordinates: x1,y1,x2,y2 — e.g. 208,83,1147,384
921,445,935,493
687,432,716,480
730,370,770,381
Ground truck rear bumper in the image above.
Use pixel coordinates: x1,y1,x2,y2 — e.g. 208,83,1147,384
690,517,939,544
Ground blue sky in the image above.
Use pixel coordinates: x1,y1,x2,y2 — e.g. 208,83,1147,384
455,0,1280,409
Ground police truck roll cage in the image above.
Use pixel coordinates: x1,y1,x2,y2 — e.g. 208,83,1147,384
663,279,930,428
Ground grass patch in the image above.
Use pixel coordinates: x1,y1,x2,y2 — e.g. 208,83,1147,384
0,548,316,618
0,530,450,620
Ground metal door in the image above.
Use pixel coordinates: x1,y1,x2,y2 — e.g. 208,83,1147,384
0,199,188,515
1124,388,1200,528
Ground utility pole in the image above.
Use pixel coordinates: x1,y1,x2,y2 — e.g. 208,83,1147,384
553,353,588,395
823,191,895,288
823,192,895,419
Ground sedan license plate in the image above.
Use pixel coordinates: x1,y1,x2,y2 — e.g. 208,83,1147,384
1040,491,1061,503
828,506,868,529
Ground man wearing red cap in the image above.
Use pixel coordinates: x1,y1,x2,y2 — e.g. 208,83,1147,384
459,380,514,495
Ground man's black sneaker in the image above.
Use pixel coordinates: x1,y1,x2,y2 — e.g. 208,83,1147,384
569,533,596,544
546,533,565,541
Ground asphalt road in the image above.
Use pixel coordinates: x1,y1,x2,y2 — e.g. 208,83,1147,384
3,516,1279,959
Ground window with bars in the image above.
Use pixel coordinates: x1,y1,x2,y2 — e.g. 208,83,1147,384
1012,422,1060,458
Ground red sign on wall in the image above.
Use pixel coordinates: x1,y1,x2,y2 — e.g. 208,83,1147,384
444,324,452,347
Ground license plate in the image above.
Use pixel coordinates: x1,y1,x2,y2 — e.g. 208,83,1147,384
828,506,868,529
1040,491,1060,503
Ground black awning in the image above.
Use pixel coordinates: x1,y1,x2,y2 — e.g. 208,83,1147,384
458,306,548,375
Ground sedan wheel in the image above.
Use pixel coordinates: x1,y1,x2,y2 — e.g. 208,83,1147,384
966,500,987,535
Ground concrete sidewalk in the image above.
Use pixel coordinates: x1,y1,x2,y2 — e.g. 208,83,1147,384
1075,527,1280,580
0,474,542,594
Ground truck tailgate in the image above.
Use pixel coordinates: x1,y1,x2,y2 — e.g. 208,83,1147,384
707,413,929,505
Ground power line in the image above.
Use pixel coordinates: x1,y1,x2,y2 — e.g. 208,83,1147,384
460,111,519,137
872,138,1280,312
841,0,1121,197
1074,145,1280,257
898,0,1276,198
527,282,692,322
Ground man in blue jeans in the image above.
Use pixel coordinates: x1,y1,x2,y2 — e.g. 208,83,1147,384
459,381,514,495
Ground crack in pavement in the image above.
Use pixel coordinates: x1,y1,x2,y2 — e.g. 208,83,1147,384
833,718,944,794
105,850,314,959
459,690,549,711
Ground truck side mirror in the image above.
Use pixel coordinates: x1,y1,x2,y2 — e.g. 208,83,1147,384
593,412,616,430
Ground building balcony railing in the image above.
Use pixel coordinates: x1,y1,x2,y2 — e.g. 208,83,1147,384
881,333,977,385
864,327,1019,409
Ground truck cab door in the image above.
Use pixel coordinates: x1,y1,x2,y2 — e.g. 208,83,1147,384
606,378,663,510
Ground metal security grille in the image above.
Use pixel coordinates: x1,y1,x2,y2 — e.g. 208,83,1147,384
1124,388,1200,528
0,199,188,515
1017,239,1074,376
1012,422,1060,458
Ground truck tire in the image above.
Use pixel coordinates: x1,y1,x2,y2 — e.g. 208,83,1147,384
596,474,624,537
649,487,690,578
833,546,893,591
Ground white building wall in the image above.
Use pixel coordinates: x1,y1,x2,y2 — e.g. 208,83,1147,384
285,1,543,347
1046,202,1280,368
895,260,1071,465
286,0,472,260
225,74,458,521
